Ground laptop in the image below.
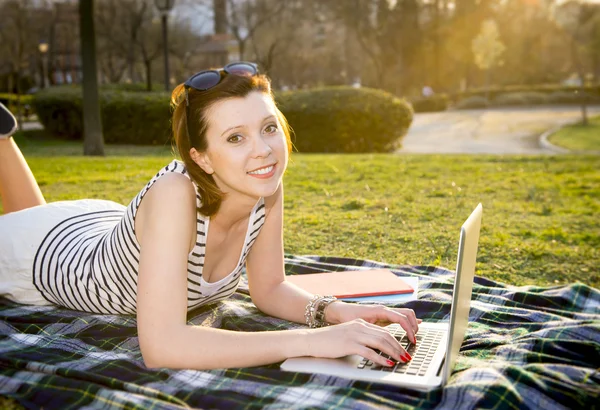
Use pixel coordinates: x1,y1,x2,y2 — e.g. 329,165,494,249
281,203,483,391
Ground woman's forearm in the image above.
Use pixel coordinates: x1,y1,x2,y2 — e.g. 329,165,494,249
251,281,315,325
144,324,312,370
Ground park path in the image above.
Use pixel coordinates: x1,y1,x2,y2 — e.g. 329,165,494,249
399,105,600,154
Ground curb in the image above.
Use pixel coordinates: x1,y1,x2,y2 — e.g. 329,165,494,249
539,121,600,155
538,124,571,153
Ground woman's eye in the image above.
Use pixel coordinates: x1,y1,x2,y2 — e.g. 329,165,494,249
227,135,242,143
265,124,278,133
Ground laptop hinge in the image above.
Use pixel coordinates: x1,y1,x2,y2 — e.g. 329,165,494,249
436,357,446,377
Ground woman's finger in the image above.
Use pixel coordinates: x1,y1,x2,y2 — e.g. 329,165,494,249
359,323,410,362
356,345,395,367
376,310,417,344
396,308,419,333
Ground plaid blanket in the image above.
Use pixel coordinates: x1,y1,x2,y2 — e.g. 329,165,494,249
1,255,599,410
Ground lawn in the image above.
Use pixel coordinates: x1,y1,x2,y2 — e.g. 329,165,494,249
5,130,599,289
548,114,600,151
1,130,599,410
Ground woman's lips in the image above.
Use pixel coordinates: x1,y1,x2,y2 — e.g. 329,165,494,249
247,163,276,179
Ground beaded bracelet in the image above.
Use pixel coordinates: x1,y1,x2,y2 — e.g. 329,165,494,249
304,295,338,328
304,295,321,328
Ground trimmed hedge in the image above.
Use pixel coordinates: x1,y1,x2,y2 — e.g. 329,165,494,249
454,89,600,110
453,84,600,104
0,93,34,119
410,94,449,113
276,86,413,153
33,85,413,152
455,96,490,109
32,87,171,145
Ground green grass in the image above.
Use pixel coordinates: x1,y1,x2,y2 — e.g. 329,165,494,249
1,132,599,408
4,130,599,289
548,115,600,151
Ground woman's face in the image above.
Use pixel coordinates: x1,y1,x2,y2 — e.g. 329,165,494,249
191,91,288,202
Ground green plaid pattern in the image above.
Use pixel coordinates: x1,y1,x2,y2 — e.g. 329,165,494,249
1,255,599,409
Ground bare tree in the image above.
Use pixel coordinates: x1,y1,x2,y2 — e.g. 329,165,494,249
227,0,288,61
555,0,600,125
0,0,45,125
95,0,152,84
136,17,165,91
248,0,310,74
325,0,423,93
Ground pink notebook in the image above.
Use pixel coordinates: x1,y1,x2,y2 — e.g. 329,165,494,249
286,269,414,298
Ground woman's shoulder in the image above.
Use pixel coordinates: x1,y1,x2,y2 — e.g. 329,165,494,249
147,170,196,201
159,159,188,176
136,171,198,231
140,160,197,207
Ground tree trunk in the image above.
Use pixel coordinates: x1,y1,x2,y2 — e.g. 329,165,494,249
238,39,246,61
79,0,105,156
571,38,588,125
128,42,135,82
15,71,23,131
485,68,491,101
579,72,588,126
145,60,152,92
213,0,227,34
433,0,441,90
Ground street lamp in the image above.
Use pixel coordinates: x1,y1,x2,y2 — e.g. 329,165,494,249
154,0,176,92
38,41,49,88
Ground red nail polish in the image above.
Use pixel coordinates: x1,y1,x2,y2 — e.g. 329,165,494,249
403,353,412,361
386,359,395,366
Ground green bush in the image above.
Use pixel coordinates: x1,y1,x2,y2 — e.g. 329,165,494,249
276,86,413,153
410,94,449,113
452,84,600,105
32,87,171,144
454,96,490,109
33,86,413,151
493,92,550,106
546,90,600,104
100,83,165,92
0,93,34,119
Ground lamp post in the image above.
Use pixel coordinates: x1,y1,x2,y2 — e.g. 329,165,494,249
154,0,175,92
38,41,49,88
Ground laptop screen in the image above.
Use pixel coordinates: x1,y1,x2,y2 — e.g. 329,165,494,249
441,204,482,384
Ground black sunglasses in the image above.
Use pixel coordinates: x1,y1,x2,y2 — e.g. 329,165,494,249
184,61,259,144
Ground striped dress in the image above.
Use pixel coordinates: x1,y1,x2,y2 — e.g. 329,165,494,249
0,160,266,315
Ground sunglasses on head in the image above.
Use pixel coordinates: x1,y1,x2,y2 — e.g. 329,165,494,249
184,62,259,145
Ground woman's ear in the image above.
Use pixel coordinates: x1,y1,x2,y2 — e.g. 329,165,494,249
190,148,214,175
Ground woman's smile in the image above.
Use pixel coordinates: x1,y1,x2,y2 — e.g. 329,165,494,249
247,163,277,179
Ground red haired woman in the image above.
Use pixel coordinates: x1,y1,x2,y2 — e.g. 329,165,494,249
0,62,419,370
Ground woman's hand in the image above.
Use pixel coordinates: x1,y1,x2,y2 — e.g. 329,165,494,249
326,302,421,344
305,319,413,367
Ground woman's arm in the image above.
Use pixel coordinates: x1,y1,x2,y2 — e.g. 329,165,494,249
246,183,420,342
135,174,313,369
245,183,315,323
136,176,416,370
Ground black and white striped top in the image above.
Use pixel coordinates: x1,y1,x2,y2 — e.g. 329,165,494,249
32,160,266,315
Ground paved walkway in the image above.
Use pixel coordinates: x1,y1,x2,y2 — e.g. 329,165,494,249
399,105,600,154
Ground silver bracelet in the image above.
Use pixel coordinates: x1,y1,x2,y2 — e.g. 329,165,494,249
304,295,321,328
314,296,338,327
305,295,338,328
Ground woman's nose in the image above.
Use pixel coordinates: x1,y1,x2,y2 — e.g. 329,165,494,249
252,135,272,157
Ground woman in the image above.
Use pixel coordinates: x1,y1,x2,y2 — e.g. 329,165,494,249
0,62,419,371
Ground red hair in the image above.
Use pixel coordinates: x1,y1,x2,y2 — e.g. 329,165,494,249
170,73,292,216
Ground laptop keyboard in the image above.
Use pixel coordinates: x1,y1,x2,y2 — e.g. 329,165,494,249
357,328,444,376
